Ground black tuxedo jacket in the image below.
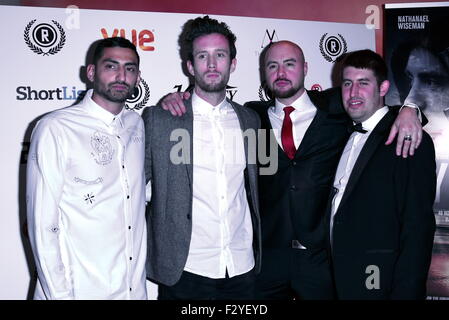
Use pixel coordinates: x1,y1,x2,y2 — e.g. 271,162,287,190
327,109,436,299
245,88,351,250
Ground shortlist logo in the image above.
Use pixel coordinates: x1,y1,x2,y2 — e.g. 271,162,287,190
16,86,84,101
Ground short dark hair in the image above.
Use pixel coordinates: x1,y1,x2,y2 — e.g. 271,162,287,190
93,37,140,66
178,15,237,64
341,49,388,85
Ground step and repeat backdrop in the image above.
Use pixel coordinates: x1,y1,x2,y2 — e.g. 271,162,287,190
385,1,449,300
0,5,376,299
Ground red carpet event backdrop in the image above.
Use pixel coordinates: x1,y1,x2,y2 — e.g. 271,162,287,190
385,2,449,300
0,5,376,299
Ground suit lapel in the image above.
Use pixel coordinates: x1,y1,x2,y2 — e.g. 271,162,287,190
181,98,194,190
230,99,252,162
338,111,396,209
295,107,328,158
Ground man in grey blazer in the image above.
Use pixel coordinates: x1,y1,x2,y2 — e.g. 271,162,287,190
142,16,262,300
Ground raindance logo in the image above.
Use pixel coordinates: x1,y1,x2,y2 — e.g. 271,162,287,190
258,84,273,102
311,84,322,91
319,33,347,62
226,85,237,101
24,20,66,56
261,29,279,48
125,78,150,111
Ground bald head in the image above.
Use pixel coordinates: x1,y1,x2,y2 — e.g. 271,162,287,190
263,40,308,105
265,41,305,65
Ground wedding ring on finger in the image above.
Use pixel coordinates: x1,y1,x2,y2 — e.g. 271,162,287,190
404,135,412,141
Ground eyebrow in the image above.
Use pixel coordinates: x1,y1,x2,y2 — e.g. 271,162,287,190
101,58,138,66
194,48,229,54
342,77,372,83
266,58,297,66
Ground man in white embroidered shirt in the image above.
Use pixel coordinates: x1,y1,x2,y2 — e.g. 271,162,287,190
142,16,261,299
26,37,147,299
328,49,436,299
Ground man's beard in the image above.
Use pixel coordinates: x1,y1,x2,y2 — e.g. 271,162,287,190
94,81,133,103
195,73,228,93
270,79,301,99
272,87,300,99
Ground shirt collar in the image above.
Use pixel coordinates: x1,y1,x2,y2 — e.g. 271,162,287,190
192,91,232,116
273,90,316,116
359,106,389,132
83,89,125,128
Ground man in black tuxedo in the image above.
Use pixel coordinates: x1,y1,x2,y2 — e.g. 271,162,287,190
160,41,423,300
328,49,436,299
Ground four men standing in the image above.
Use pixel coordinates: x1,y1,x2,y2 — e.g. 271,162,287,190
26,16,436,300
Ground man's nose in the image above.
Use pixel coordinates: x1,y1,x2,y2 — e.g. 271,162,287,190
350,84,359,97
116,66,126,81
207,56,216,69
277,65,286,78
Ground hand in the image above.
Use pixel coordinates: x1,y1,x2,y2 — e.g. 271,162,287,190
385,106,422,158
160,91,190,116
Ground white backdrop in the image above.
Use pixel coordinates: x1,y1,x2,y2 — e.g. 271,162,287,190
0,5,374,299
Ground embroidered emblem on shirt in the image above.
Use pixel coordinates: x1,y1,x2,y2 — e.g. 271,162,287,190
128,126,144,143
91,131,115,165
84,193,95,204
74,177,103,185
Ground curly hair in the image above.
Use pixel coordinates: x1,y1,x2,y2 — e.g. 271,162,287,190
178,15,237,64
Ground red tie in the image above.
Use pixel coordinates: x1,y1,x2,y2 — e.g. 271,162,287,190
281,106,296,159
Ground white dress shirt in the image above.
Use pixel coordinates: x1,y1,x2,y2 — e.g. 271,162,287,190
26,89,147,300
268,91,317,151
184,92,254,279
330,106,389,244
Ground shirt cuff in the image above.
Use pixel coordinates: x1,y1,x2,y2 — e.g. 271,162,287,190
400,102,422,123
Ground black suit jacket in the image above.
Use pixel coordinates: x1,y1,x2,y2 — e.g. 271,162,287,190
245,88,351,250
327,109,436,299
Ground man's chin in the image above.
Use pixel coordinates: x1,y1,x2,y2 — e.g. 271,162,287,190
273,88,297,99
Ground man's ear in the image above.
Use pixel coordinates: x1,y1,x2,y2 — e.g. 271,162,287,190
86,64,95,82
187,60,194,77
303,61,308,77
379,80,390,97
230,58,237,73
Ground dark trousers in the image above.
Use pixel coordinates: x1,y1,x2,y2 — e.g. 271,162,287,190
255,247,335,300
158,269,256,300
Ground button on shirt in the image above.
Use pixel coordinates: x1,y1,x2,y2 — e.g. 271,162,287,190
268,91,317,151
26,89,147,299
184,92,254,279
330,107,389,244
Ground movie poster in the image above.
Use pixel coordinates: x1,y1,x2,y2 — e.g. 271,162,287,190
385,2,449,299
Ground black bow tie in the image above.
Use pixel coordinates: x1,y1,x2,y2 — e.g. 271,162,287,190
348,122,367,134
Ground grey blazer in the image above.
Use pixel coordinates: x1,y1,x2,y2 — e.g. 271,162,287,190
142,97,262,286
